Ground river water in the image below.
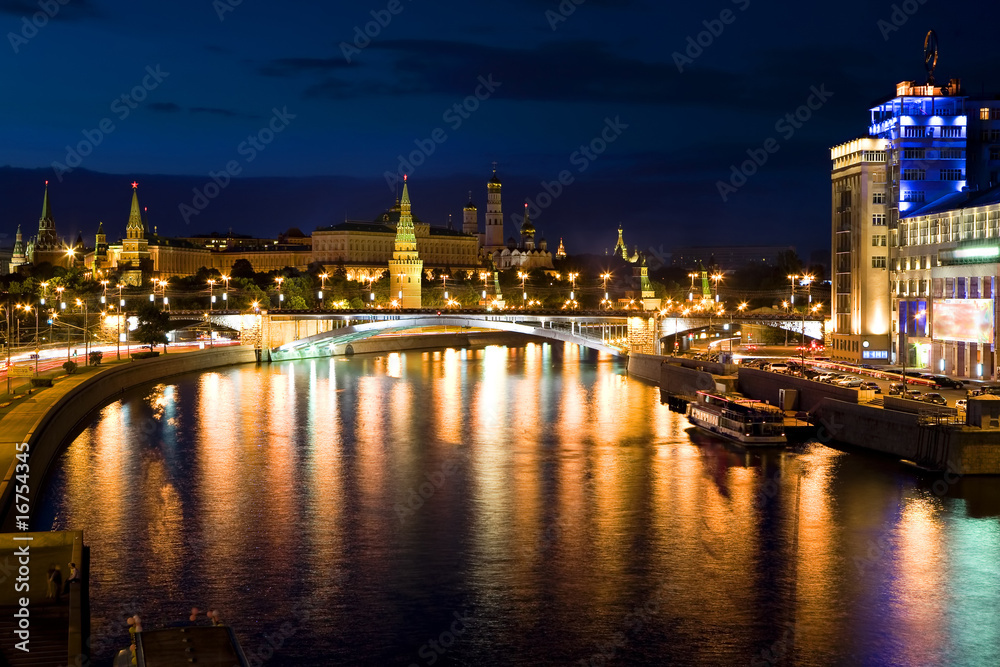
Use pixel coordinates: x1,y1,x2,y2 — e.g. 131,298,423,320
36,343,1000,666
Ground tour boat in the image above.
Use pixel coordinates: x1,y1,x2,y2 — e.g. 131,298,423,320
686,391,787,446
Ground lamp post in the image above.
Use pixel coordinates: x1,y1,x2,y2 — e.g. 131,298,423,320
711,272,724,303
518,271,528,308
602,272,612,310
207,279,216,347
688,272,698,302
782,300,790,347
368,275,376,305
117,283,125,360
221,274,230,307
33,301,39,375
275,276,284,310
568,272,579,303
441,274,450,304
75,298,88,365
318,273,328,305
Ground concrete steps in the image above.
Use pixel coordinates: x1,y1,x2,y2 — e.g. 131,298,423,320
0,603,70,667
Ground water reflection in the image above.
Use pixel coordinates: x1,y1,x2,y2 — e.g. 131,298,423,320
36,344,1000,666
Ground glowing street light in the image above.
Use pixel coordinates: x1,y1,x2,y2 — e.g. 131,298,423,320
711,272,724,303
318,272,329,304
568,272,579,301
518,271,528,307
221,274,230,305
274,276,284,309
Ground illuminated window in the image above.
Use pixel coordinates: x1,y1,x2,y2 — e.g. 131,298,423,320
940,148,964,159
904,148,925,159
902,191,925,202
872,256,887,268
902,169,926,180
941,127,962,138
982,108,991,120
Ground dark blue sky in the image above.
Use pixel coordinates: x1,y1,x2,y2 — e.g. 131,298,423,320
2,0,999,260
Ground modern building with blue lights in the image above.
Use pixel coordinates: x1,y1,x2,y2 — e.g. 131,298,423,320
833,61,1000,374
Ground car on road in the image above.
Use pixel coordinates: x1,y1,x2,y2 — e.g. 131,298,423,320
920,374,964,389
905,389,923,400
888,382,905,395
922,392,948,406
956,399,967,411
837,377,865,387
860,381,881,393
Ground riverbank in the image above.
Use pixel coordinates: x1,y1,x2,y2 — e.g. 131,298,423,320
0,346,257,533
632,352,1000,474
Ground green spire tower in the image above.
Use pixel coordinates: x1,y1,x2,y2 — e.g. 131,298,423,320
388,176,424,308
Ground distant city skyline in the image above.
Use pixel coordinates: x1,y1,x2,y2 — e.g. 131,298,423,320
3,1,1000,255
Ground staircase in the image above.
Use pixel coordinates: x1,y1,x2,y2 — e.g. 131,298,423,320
0,603,70,667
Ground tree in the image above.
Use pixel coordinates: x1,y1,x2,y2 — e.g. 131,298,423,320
133,302,171,351
230,258,255,280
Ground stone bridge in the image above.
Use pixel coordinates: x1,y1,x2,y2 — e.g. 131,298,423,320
164,309,824,359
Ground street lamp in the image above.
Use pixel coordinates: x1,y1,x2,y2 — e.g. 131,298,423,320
518,271,528,308
788,274,799,309
75,298,88,364
318,272,329,305
441,274,450,302
602,272,612,309
207,279,216,347
688,272,698,302
711,272,724,303
367,275,377,305
275,276,284,309
221,274,230,306
117,283,125,360
568,272,579,302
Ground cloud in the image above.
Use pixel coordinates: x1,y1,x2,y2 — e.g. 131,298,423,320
0,0,100,20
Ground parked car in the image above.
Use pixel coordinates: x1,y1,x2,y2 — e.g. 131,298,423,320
955,399,968,411
836,377,864,387
888,382,905,395
905,389,923,400
922,392,948,406
767,363,789,373
861,381,882,394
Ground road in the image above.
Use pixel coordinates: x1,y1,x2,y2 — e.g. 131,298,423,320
0,339,240,382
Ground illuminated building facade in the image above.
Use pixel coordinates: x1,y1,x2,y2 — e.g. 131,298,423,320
492,203,553,270
830,138,891,363
894,187,1000,378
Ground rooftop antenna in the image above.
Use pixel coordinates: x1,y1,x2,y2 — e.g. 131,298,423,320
924,29,938,86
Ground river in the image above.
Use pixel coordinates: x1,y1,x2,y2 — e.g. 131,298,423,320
36,343,1000,666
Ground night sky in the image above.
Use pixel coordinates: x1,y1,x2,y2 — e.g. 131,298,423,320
2,0,1000,263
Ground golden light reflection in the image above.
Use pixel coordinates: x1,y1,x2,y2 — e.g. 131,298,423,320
892,495,947,665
